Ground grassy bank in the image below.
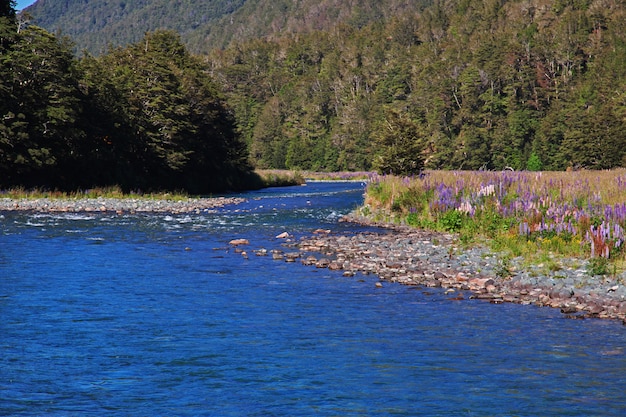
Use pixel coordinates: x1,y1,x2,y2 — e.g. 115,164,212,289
0,170,307,200
254,170,306,187
256,170,371,182
0,186,193,201
359,170,626,277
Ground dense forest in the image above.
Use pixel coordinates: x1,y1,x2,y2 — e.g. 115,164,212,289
204,0,626,172
26,0,433,55
1,1,256,192
7,0,626,189
25,0,247,55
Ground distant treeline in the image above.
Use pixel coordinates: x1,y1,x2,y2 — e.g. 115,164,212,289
206,0,626,173
1,3,256,193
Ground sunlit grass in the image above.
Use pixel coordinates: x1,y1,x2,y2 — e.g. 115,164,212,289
0,186,191,201
361,169,626,274
254,170,306,187
303,171,372,181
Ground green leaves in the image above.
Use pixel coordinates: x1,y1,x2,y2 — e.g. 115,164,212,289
79,30,251,192
373,109,425,176
0,24,82,186
0,27,252,192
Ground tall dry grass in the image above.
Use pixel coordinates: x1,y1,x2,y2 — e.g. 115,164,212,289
362,169,626,274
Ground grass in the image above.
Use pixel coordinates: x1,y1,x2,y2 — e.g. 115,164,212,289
302,171,372,181
0,186,192,201
0,170,308,200
255,169,372,182
361,169,626,275
254,170,306,187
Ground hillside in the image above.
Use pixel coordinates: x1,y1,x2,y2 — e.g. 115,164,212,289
25,0,432,54
25,0,246,54
202,0,626,172
17,0,626,174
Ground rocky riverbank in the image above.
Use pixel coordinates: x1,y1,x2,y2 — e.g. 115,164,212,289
292,215,626,324
0,196,245,214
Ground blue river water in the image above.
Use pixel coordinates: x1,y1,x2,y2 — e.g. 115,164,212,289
1,182,625,416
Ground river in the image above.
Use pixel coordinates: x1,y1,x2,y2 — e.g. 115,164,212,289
1,182,625,416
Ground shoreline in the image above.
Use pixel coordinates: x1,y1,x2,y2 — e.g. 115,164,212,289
0,196,245,214
295,214,626,324
3,194,625,323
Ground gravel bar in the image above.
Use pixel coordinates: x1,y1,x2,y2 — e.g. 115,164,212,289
292,215,626,323
0,196,245,214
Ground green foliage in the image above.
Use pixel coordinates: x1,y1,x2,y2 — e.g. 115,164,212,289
27,0,433,55
587,257,609,276
0,26,254,193
526,153,543,171
8,0,626,181
439,210,464,232
202,0,626,173
494,256,513,279
0,24,82,187
373,109,426,176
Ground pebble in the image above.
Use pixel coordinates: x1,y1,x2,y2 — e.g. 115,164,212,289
0,196,245,214
291,216,626,323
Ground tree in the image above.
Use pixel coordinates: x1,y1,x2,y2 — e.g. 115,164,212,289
0,1,16,20
80,30,252,192
0,24,83,188
373,108,425,176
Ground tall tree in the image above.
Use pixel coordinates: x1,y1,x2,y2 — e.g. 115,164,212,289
373,108,425,175
80,30,252,192
0,24,82,187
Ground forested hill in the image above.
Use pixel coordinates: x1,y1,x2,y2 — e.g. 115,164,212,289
205,0,626,172
14,0,626,177
25,0,432,54
1,2,257,193
25,0,247,55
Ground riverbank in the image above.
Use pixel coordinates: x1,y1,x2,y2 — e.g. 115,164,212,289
0,196,245,214
294,214,626,323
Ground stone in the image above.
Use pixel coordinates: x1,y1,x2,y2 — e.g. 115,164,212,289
328,261,343,270
291,222,626,322
229,238,249,246
468,277,495,290
315,258,330,268
433,271,448,280
285,252,301,260
276,232,290,239
455,273,469,282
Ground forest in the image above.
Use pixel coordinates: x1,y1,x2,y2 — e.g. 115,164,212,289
205,0,626,173
3,0,626,192
1,1,256,192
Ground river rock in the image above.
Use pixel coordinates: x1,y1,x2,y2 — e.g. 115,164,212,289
291,216,626,322
468,277,494,290
315,258,330,268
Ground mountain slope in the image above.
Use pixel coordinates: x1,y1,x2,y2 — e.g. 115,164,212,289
25,0,431,54
25,0,247,54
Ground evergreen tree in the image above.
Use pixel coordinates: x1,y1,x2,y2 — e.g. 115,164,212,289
80,30,252,192
373,108,425,176
0,24,83,188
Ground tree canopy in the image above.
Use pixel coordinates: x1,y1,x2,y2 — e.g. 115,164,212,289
206,0,626,172
1,3,255,192
5,0,626,186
